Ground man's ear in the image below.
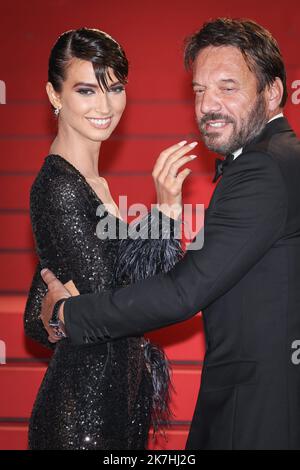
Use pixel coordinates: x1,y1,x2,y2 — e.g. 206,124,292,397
46,82,62,110
267,77,284,112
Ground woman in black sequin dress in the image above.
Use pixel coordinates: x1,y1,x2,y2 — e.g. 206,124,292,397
24,28,191,450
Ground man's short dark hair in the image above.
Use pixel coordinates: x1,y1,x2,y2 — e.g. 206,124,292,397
184,18,287,107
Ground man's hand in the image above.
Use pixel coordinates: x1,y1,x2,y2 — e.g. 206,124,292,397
40,268,72,343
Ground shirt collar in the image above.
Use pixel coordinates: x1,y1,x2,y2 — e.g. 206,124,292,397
232,112,284,160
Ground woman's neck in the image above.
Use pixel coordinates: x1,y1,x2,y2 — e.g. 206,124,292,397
49,130,102,179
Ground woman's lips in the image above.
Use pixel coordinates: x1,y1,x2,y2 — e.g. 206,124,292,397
86,117,112,129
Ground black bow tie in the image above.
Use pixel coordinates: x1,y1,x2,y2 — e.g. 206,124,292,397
212,154,234,183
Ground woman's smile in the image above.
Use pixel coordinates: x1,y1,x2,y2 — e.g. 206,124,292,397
85,116,112,129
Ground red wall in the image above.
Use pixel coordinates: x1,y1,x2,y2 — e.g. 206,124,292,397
0,0,300,450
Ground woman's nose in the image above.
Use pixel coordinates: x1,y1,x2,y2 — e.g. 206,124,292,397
95,91,111,115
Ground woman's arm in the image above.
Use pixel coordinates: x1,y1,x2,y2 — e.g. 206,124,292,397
113,207,184,288
152,140,198,220
24,167,97,345
62,151,288,344
113,138,195,286
24,261,56,349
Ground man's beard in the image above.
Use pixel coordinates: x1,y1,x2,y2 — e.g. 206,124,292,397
198,92,269,155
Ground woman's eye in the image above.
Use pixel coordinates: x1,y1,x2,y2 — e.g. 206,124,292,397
77,88,94,95
109,86,125,94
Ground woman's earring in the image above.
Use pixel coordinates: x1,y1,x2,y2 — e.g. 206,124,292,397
54,107,60,116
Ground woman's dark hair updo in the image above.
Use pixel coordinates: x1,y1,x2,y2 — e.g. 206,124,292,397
48,27,128,96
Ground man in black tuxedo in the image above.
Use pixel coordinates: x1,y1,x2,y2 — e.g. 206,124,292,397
40,18,300,449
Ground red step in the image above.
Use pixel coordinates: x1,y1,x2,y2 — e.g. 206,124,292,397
149,426,189,450
0,185,211,254
0,422,189,450
0,173,213,213
0,214,34,250
0,254,37,292
0,138,215,174
0,173,213,294
0,296,53,360
0,363,201,422
0,423,28,450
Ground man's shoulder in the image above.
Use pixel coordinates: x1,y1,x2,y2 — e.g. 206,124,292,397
242,117,299,163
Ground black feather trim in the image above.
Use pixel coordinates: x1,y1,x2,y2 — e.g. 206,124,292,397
113,208,184,435
114,207,184,285
142,338,174,436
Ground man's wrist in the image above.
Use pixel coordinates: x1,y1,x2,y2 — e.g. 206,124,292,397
49,298,69,339
58,300,65,324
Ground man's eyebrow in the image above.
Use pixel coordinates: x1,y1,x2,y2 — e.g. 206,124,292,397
192,81,205,87
218,79,239,84
192,78,239,88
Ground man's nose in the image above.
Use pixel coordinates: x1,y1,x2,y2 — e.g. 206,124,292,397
198,90,222,115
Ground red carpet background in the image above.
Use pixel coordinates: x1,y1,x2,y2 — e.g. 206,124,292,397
0,0,300,450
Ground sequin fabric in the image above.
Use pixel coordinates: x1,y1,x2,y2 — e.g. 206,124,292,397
24,154,182,450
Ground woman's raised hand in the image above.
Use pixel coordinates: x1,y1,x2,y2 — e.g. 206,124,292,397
152,140,198,219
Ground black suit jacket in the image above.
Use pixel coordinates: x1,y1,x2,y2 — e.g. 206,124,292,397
64,117,300,449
